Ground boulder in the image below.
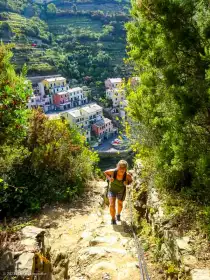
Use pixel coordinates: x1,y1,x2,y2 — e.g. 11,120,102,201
176,238,192,252
191,269,210,280
182,255,198,267
21,226,45,239
15,252,34,276
20,226,45,253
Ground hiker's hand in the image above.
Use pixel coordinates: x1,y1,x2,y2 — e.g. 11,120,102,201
110,177,114,182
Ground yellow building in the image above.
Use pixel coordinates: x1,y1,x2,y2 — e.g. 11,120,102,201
39,77,68,97
42,77,66,90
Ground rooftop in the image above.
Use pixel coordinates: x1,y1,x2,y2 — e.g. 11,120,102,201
81,103,102,114
27,75,61,84
44,77,66,83
68,87,82,93
60,103,102,117
109,78,122,84
63,109,81,118
93,118,112,127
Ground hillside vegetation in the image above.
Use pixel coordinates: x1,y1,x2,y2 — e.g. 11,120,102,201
0,0,130,94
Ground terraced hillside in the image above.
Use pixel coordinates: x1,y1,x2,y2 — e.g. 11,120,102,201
0,0,131,94
0,11,58,74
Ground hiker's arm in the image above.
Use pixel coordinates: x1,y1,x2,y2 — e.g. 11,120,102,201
104,169,114,182
124,173,133,186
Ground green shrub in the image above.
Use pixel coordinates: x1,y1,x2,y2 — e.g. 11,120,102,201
0,109,99,216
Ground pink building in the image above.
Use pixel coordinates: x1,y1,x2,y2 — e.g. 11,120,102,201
92,118,113,139
53,91,72,110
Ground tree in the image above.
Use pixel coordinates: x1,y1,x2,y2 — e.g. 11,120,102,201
126,0,210,202
46,3,57,16
0,43,31,145
0,43,31,216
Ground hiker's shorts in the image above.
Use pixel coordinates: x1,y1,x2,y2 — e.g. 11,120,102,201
108,190,126,201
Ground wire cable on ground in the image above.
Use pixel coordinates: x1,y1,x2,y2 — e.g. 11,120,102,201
127,188,151,280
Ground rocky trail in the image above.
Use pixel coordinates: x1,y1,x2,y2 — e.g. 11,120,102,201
36,180,144,280
1,179,162,280
1,179,210,280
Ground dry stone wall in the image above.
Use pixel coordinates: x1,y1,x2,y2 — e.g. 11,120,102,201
132,160,210,280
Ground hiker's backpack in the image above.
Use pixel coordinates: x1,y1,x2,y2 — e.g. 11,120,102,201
107,169,127,186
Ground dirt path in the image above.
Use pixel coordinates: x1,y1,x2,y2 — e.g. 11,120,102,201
36,180,143,280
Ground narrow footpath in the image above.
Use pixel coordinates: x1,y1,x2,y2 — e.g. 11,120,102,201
36,180,156,280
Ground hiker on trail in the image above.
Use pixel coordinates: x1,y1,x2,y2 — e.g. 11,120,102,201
104,160,133,225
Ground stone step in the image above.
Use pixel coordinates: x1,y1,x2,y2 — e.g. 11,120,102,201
79,246,127,257
85,260,140,280
89,236,120,246
191,269,210,280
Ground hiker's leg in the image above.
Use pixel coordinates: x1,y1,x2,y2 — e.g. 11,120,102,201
117,199,123,215
109,197,116,220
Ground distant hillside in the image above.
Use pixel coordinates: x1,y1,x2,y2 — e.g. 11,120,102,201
0,0,131,95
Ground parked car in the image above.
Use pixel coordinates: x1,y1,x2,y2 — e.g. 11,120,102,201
111,138,123,147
